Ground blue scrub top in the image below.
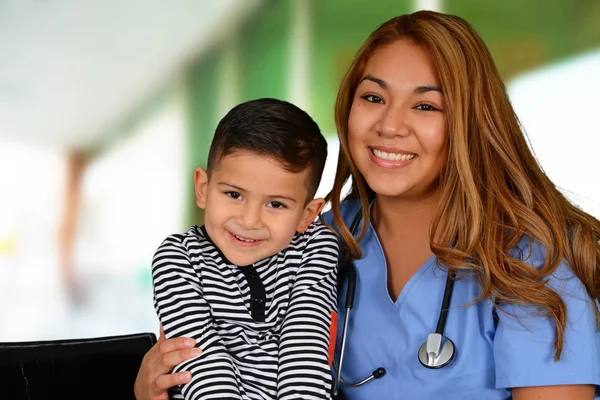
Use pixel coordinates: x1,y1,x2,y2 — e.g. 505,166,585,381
325,200,600,400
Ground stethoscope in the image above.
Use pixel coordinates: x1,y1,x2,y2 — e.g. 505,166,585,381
332,204,457,396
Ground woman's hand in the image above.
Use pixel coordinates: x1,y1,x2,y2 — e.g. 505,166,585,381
512,384,595,400
134,325,201,400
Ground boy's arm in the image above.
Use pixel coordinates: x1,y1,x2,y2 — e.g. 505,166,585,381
277,226,339,400
152,234,242,400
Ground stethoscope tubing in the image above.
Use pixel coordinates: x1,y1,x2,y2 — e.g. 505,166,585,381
333,201,457,393
333,261,356,395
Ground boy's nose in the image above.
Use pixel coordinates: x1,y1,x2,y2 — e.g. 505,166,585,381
239,205,261,228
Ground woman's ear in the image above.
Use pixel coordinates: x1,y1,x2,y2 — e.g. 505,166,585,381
194,167,209,209
296,198,326,232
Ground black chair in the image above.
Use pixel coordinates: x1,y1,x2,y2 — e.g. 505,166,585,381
0,332,156,400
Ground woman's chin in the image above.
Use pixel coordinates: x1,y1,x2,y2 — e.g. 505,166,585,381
367,181,441,202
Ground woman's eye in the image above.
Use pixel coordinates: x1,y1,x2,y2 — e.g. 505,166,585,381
361,94,384,104
415,103,439,111
226,191,242,200
268,201,286,209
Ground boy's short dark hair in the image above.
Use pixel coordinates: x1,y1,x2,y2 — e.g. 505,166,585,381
206,98,328,200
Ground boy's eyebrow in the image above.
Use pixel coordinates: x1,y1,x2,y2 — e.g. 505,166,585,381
269,195,298,203
218,182,245,192
218,182,298,203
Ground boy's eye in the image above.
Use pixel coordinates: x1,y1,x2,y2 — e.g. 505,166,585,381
226,191,242,200
268,201,286,209
415,103,439,111
361,94,384,104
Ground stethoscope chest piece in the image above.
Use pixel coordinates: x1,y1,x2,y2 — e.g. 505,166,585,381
418,332,456,369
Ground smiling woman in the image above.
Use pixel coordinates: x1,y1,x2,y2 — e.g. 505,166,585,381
325,10,600,400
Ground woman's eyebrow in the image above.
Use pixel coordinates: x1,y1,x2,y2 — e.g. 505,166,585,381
359,74,388,89
414,85,443,94
359,75,443,95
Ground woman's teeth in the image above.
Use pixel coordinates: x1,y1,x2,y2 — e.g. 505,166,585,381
373,149,416,161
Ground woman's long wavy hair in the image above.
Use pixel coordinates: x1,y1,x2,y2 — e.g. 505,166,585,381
327,10,600,360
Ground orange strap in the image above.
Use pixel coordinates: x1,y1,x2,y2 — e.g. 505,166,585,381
328,311,339,366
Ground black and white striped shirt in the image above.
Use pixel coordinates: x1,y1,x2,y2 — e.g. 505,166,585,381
152,222,339,400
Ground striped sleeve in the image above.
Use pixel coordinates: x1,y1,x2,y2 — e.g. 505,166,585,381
152,234,244,400
277,225,339,400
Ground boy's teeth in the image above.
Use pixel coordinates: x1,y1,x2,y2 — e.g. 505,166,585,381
373,149,416,161
235,234,256,243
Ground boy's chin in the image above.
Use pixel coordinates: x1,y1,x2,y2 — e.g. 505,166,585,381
222,250,266,267
223,247,285,267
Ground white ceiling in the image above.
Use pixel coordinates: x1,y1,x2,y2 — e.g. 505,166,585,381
0,0,261,150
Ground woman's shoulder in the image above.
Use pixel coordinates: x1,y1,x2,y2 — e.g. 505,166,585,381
320,198,361,232
494,236,600,390
509,235,549,265
509,235,578,278
506,235,589,295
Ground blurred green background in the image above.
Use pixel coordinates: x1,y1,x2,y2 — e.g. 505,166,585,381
0,0,599,341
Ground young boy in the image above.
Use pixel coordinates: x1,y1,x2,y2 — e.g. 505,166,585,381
152,98,338,400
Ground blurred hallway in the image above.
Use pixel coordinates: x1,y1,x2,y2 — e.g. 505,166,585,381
0,0,599,342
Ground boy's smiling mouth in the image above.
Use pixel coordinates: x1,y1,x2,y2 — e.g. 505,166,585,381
228,231,264,246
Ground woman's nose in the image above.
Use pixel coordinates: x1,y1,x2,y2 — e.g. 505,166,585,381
376,105,410,138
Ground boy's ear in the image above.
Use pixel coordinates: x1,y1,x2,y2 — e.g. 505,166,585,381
296,197,326,232
194,167,209,209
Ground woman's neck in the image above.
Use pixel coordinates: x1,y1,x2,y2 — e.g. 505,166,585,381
370,190,442,300
371,191,441,241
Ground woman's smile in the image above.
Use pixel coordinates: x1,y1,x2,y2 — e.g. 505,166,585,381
369,146,418,168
